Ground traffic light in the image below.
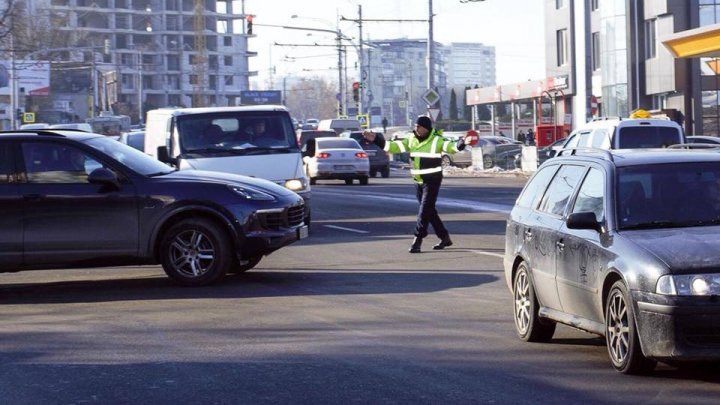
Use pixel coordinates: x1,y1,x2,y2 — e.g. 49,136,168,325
352,82,359,102
246,15,253,35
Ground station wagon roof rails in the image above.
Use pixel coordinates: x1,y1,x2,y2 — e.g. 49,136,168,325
556,147,615,162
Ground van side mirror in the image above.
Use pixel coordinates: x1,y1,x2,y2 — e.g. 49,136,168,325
157,146,176,165
567,212,603,233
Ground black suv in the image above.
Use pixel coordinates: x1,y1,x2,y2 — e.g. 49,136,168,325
505,147,720,373
0,130,307,286
341,131,390,178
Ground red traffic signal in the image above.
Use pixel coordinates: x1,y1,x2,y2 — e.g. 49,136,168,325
352,82,360,90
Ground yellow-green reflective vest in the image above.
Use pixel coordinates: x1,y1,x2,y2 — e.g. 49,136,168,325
384,129,462,183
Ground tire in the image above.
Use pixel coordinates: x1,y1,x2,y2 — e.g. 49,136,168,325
483,154,494,169
309,177,317,185
370,169,378,177
441,155,453,168
228,255,262,274
306,165,316,185
513,262,556,342
381,166,390,178
159,218,231,286
359,176,369,185
605,281,657,374
344,178,353,185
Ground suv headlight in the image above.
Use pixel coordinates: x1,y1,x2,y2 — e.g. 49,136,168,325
228,185,275,201
656,273,720,296
284,177,308,192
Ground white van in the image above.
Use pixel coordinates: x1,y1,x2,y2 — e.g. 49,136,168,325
317,118,361,135
145,105,311,224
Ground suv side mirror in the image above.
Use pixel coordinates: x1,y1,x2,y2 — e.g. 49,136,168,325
567,212,603,233
157,146,177,165
88,168,120,189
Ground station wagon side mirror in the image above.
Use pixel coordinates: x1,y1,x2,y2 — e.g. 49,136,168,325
567,212,603,233
88,168,120,190
157,146,177,165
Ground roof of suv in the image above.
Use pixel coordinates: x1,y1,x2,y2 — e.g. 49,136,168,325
553,148,720,167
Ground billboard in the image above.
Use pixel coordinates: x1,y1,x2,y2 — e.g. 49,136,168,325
239,90,282,105
0,60,51,96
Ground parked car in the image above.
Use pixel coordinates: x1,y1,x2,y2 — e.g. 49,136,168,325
296,129,337,148
0,129,307,286
505,147,720,374
340,131,390,178
118,130,145,151
317,118,361,135
687,135,720,145
303,137,369,185
442,134,522,169
537,136,572,166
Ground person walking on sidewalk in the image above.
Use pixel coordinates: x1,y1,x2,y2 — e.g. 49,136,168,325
382,117,388,134
364,116,469,253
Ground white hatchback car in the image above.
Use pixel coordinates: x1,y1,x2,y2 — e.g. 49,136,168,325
303,137,370,185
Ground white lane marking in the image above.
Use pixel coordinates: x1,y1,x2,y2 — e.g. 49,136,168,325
323,225,370,234
469,249,505,259
314,190,512,214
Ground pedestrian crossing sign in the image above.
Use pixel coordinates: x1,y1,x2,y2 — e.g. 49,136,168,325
22,112,35,123
356,114,369,128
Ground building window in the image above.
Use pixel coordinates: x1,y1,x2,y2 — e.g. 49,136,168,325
556,29,569,66
591,0,599,11
225,75,234,85
591,32,600,71
224,36,232,46
224,56,232,66
645,19,657,59
556,0,565,9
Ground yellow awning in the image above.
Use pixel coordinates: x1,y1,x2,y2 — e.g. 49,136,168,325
662,23,720,59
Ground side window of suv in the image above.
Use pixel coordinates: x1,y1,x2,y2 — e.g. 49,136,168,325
571,167,605,222
0,142,14,184
21,142,103,184
538,165,587,216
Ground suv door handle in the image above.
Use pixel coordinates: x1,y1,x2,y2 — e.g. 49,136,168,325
23,194,44,201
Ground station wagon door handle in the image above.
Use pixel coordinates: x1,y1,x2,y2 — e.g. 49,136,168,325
556,240,565,252
524,229,533,240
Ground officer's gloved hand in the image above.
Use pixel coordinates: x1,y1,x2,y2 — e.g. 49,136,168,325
456,136,466,151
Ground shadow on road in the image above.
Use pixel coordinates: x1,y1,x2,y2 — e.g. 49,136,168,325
0,270,496,305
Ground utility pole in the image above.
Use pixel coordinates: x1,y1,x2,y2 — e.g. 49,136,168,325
358,5,364,116
427,0,434,90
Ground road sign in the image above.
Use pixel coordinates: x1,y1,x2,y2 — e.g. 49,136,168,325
427,108,440,121
356,114,370,128
421,88,440,106
22,112,35,123
399,100,407,108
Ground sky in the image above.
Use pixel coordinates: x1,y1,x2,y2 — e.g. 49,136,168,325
244,0,546,90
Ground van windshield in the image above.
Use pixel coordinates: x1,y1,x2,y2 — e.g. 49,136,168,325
176,111,299,155
617,126,683,149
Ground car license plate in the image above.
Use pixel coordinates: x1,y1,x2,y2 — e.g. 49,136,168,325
334,165,354,170
297,225,309,240
366,151,376,156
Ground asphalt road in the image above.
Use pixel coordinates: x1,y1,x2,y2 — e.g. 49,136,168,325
2,170,720,404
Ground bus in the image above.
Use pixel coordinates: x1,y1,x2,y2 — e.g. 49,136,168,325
86,114,131,137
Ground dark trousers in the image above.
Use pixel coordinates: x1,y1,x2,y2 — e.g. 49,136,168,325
414,178,448,239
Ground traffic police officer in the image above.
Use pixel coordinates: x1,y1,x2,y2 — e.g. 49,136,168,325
364,116,467,253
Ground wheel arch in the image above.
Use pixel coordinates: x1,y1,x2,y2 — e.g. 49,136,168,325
149,206,241,261
601,269,625,318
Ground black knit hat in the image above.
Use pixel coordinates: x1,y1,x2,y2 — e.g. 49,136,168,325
416,116,433,131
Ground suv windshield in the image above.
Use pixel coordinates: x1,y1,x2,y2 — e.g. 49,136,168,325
176,111,298,154
617,127,682,148
617,162,720,230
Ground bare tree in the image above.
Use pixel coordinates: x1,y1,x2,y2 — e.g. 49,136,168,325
285,77,339,120
0,0,15,42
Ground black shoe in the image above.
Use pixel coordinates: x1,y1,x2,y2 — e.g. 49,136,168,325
409,237,422,253
433,236,453,250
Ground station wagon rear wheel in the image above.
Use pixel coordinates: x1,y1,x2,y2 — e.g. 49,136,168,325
513,262,555,342
159,219,230,286
605,281,656,374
